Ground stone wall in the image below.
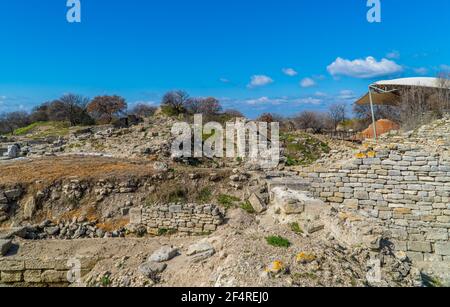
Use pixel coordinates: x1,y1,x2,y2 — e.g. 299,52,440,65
299,142,450,265
129,203,224,235
0,257,97,286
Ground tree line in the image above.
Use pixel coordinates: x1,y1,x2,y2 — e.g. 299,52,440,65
0,91,244,135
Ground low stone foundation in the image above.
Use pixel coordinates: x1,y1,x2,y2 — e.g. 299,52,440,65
129,203,224,235
0,257,98,286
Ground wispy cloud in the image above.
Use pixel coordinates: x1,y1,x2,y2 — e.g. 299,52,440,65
247,75,274,88
386,50,400,59
327,56,403,78
337,90,357,100
314,91,328,97
413,67,429,75
300,77,316,88
282,68,298,77
440,64,450,71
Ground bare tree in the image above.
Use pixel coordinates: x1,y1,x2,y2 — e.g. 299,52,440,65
0,111,31,134
130,103,157,118
328,103,347,131
437,71,450,112
57,94,92,126
161,90,190,115
223,109,244,118
353,103,400,127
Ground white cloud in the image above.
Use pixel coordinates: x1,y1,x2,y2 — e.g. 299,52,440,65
413,67,429,75
337,90,356,100
282,68,298,77
245,96,287,105
386,50,400,59
292,97,322,105
300,77,316,88
247,75,274,88
440,64,450,71
314,91,328,97
219,78,231,83
327,56,403,78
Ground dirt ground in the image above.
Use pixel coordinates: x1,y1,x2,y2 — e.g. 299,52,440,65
0,156,156,186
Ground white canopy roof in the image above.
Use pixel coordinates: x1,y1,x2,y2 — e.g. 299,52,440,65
373,77,445,89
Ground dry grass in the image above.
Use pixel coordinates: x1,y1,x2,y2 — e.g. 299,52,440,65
96,218,130,232
0,156,155,186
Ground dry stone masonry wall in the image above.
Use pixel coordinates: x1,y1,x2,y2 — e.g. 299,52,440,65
0,257,97,286
130,203,224,235
300,137,450,267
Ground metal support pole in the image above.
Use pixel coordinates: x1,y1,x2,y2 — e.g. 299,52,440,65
368,86,377,142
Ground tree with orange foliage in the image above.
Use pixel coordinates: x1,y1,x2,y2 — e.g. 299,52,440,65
87,95,127,124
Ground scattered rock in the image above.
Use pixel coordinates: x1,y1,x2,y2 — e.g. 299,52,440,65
0,239,12,256
248,193,266,214
296,252,316,264
187,241,215,256
5,144,20,159
306,222,325,234
148,246,179,263
138,262,167,277
266,260,286,275
153,162,168,172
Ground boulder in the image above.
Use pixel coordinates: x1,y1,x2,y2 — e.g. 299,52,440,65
190,249,215,263
4,188,22,201
148,246,179,263
0,239,12,256
186,241,215,256
248,194,266,214
5,144,20,159
138,262,167,278
23,197,37,219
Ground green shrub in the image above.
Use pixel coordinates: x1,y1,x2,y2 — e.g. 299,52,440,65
266,235,291,248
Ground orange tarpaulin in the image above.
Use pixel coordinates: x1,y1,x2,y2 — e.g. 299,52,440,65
358,119,400,140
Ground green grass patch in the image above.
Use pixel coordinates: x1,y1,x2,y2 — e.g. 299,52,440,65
240,201,255,214
290,222,304,235
217,194,241,208
281,132,330,166
12,121,71,138
197,187,212,202
266,235,291,248
157,228,178,236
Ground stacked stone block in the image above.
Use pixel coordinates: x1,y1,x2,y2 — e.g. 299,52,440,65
130,203,224,235
300,143,450,263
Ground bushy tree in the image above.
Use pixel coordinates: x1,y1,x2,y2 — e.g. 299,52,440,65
87,95,127,124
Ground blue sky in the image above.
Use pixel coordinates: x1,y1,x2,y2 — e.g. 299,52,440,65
0,0,449,118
